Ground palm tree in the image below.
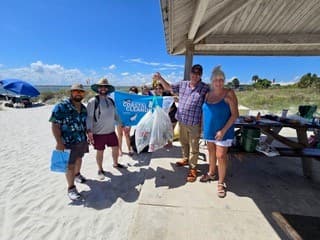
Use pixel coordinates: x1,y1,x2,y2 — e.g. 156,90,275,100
252,75,259,83
232,78,240,89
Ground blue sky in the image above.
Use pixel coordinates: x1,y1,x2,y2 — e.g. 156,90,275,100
0,0,319,86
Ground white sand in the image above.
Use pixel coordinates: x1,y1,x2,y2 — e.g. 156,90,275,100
0,105,147,240
0,104,310,239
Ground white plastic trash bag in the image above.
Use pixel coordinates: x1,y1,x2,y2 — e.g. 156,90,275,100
149,106,173,152
161,96,174,113
135,110,154,153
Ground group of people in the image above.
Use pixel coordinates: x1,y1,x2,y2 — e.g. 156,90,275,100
50,64,239,201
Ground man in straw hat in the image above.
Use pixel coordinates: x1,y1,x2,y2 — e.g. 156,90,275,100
87,77,125,180
49,83,89,201
153,64,209,182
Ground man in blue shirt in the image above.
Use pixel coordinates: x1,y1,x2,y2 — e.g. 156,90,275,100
49,83,89,201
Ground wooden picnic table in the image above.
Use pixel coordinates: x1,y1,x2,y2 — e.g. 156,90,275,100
234,116,320,179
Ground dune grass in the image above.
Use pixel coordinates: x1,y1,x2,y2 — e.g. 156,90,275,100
37,86,320,116
235,87,320,114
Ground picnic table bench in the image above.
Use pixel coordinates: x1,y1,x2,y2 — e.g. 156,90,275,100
231,116,320,179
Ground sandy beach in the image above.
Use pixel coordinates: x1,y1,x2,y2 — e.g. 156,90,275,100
1,104,320,240
0,105,146,240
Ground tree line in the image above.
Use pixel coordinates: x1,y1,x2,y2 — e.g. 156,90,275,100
226,73,320,89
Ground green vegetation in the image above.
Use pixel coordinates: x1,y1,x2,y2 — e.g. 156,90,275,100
231,78,240,89
295,73,320,88
228,72,320,114
236,88,320,114
35,73,319,116
36,86,134,104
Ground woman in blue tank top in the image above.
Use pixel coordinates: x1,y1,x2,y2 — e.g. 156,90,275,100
200,66,239,198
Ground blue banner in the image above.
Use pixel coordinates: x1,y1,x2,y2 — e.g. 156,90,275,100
114,91,173,126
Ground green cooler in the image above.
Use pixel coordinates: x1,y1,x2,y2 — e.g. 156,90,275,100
241,127,261,152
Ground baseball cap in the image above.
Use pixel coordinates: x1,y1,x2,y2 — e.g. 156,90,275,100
191,64,203,75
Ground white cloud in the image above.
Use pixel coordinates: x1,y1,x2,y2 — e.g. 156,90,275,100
293,75,301,82
109,64,116,70
155,67,178,71
163,63,184,68
126,58,160,66
126,58,183,74
0,61,185,86
102,64,116,71
226,76,238,82
277,77,300,85
0,61,87,85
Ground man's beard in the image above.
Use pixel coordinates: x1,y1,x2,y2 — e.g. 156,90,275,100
98,90,107,95
72,96,83,102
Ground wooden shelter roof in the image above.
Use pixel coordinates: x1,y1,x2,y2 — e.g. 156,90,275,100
160,0,320,56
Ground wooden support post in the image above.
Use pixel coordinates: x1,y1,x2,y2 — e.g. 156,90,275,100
296,128,313,179
184,40,194,80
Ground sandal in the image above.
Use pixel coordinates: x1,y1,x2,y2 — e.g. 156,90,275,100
217,182,227,198
176,159,188,167
128,151,134,156
186,169,197,182
200,173,216,183
113,163,126,168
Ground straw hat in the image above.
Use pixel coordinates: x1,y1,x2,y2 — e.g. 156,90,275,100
70,83,86,91
91,78,115,93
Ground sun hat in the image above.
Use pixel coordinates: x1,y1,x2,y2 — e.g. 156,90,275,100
91,78,115,93
191,64,203,75
70,83,86,91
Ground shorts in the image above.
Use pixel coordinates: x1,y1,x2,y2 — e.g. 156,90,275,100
205,139,233,147
66,141,89,165
93,132,119,150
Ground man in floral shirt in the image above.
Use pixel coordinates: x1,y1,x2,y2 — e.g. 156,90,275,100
49,83,89,201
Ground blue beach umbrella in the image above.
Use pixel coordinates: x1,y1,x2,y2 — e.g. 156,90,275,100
0,79,40,97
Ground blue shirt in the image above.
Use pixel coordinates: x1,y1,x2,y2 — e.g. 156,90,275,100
49,98,87,145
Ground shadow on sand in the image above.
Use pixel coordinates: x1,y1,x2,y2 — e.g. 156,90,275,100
79,167,156,210
76,145,191,210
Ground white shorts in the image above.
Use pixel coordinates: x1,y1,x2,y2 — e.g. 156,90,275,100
204,139,233,147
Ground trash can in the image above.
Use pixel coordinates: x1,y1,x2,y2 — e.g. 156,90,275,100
241,127,261,152
298,105,317,119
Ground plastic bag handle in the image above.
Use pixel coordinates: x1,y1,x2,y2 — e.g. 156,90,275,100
152,96,161,108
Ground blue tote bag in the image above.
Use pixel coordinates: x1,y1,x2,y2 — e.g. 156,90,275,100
50,150,70,173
